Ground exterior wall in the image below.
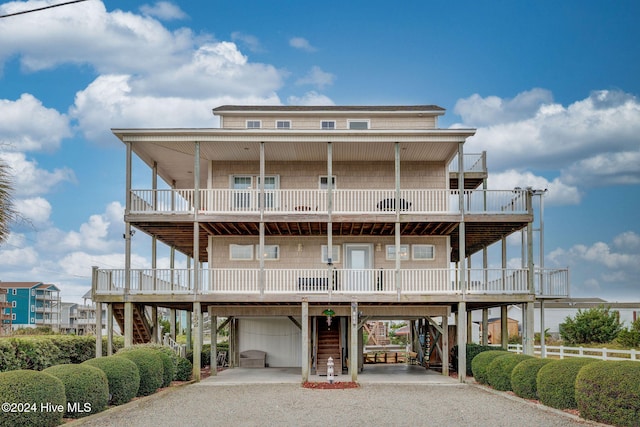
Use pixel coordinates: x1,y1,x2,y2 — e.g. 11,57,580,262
238,318,302,367
220,115,437,130
208,235,449,270
209,161,447,190
6,289,32,326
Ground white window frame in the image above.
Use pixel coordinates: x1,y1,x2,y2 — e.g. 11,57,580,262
31,289,35,296
321,245,341,263
11,289,16,295
11,301,16,308
412,244,435,260
12,314,16,321
256,244,280,261
347,119,370,130
321,120,336,130
229,244,254,261
246,120,261,129
275,120,291,129
319,176,337,189
386,244,409,261
30,317,35,323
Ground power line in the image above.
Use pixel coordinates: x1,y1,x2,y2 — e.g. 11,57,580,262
0,0,91,19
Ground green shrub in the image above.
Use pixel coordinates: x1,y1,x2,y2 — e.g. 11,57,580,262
575,361,640,427
175,357,193,381
11,337,63,370
616,318,640,348
187,343,211,369
536,358,597,409
48,335,96,364
83,356,140,405
510,357,554,399
43,364,109,418
101,335,125,357
486,353,533,391
559,305,622,344
117,348,163,396
451,343,497,376
0,339,21,372
471,350,509,384
0,369,66,427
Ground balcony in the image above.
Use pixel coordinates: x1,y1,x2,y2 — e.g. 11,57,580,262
94,267,569,298
129,188,529,216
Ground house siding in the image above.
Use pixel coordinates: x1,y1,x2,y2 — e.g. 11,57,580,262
220,115,437,130
238,318,302,367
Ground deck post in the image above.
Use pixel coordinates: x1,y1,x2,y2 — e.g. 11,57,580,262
192,302,201,382
501,306,508,349
124,302,133,348
457,301,467,382
151,306,158,343
301,299,309,382
350,300,358,382
524,302,535,355
169,308,176,340
442,313,449,376
95,302,102,358
209,307,217,376
107,303,113,355
481,308,489,346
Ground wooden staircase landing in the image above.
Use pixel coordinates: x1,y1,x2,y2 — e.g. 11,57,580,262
112,303,152,344
316,321,342,376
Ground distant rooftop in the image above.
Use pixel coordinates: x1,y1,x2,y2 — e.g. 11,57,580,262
212,105,445,113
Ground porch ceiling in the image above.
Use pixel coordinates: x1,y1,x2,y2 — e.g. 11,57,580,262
130,219,528,263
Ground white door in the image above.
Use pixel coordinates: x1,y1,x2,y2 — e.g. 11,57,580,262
344,244,373,291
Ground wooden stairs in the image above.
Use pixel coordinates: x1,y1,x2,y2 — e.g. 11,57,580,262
112,303,152,344
316,320,342,376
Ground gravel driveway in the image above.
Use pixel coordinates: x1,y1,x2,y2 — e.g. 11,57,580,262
72,382,602,427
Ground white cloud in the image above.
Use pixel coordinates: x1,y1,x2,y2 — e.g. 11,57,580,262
289,37,316,52
287,91,334,106
487,169,581,205
613,231,640,250
0,94,71,152
139,1,187,21
0,152,75,197
14,197,51,226
231,32,264,53
0,245,39,266
295,66,335,89
454,89,640,191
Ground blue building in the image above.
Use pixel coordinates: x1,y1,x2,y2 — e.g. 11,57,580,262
0,282,61,331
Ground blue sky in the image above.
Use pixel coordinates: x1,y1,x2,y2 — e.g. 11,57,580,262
0,0,639,304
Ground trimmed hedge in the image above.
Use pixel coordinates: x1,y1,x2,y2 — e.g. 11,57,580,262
187,343,212,368
451,343,497,376
0,369,66,427
575,361,640,427
83,356,140,405
133,344,177,385
536,358,597,409
117,348,164,396
510,357,554,399
471,350,509,384
486,353,533,391
43,364,109,418
175,357,193,381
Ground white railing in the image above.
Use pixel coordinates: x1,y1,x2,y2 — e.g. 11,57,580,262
509,344,639,362
163,334,187,357
449,153,486,173
130,188,529,215
535,268,570,298
94,267,536,296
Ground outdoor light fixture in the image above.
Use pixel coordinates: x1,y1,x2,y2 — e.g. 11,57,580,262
323,308,335,328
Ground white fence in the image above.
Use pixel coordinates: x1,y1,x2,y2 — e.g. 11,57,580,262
509,344,639,362
128,188,529,215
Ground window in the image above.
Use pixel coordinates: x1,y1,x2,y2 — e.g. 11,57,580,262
30,317,35,323
386,244,409,261
246,120,261,129
31,289,35,296
348,120,369,130
319,176,337,189
276,120,291,129
232,176,252,208
11,301,16,308
12,314,16,321
321,245,341,263
321,120,336,130
413,244,435,260
256,245,280,260
11,289,16,295
230,244,253,260
31,305,35,312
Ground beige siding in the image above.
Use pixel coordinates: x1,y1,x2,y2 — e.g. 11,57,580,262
210,161,446,189
209,236,449,269
220,114,437,130
238,318,302,367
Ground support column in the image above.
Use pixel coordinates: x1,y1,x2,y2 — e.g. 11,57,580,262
350,300,358,382
327,142,333,265
524,302,535,355
209,307,217,376
442,314,449,376
186,311,192,352
95,302,103,358
124,302,133,348
301,299,309,382
467,310,473,344
540,300,546,357
394,142,401,297
169,308,176,340
481,309,489,346
192,302,201,382
457,302,467,382
151,306,158,343
501,306,509,350
107,303,113,355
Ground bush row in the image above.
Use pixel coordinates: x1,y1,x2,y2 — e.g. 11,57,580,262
0,335,125,372
470,350,640,426
0,345,193,426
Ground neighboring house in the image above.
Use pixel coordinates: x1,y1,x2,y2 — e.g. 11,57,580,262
0,288,12,334
0,282,61,331
92,105,570,381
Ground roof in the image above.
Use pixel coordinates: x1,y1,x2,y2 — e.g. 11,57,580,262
212,104,445,114
0,281,42,289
